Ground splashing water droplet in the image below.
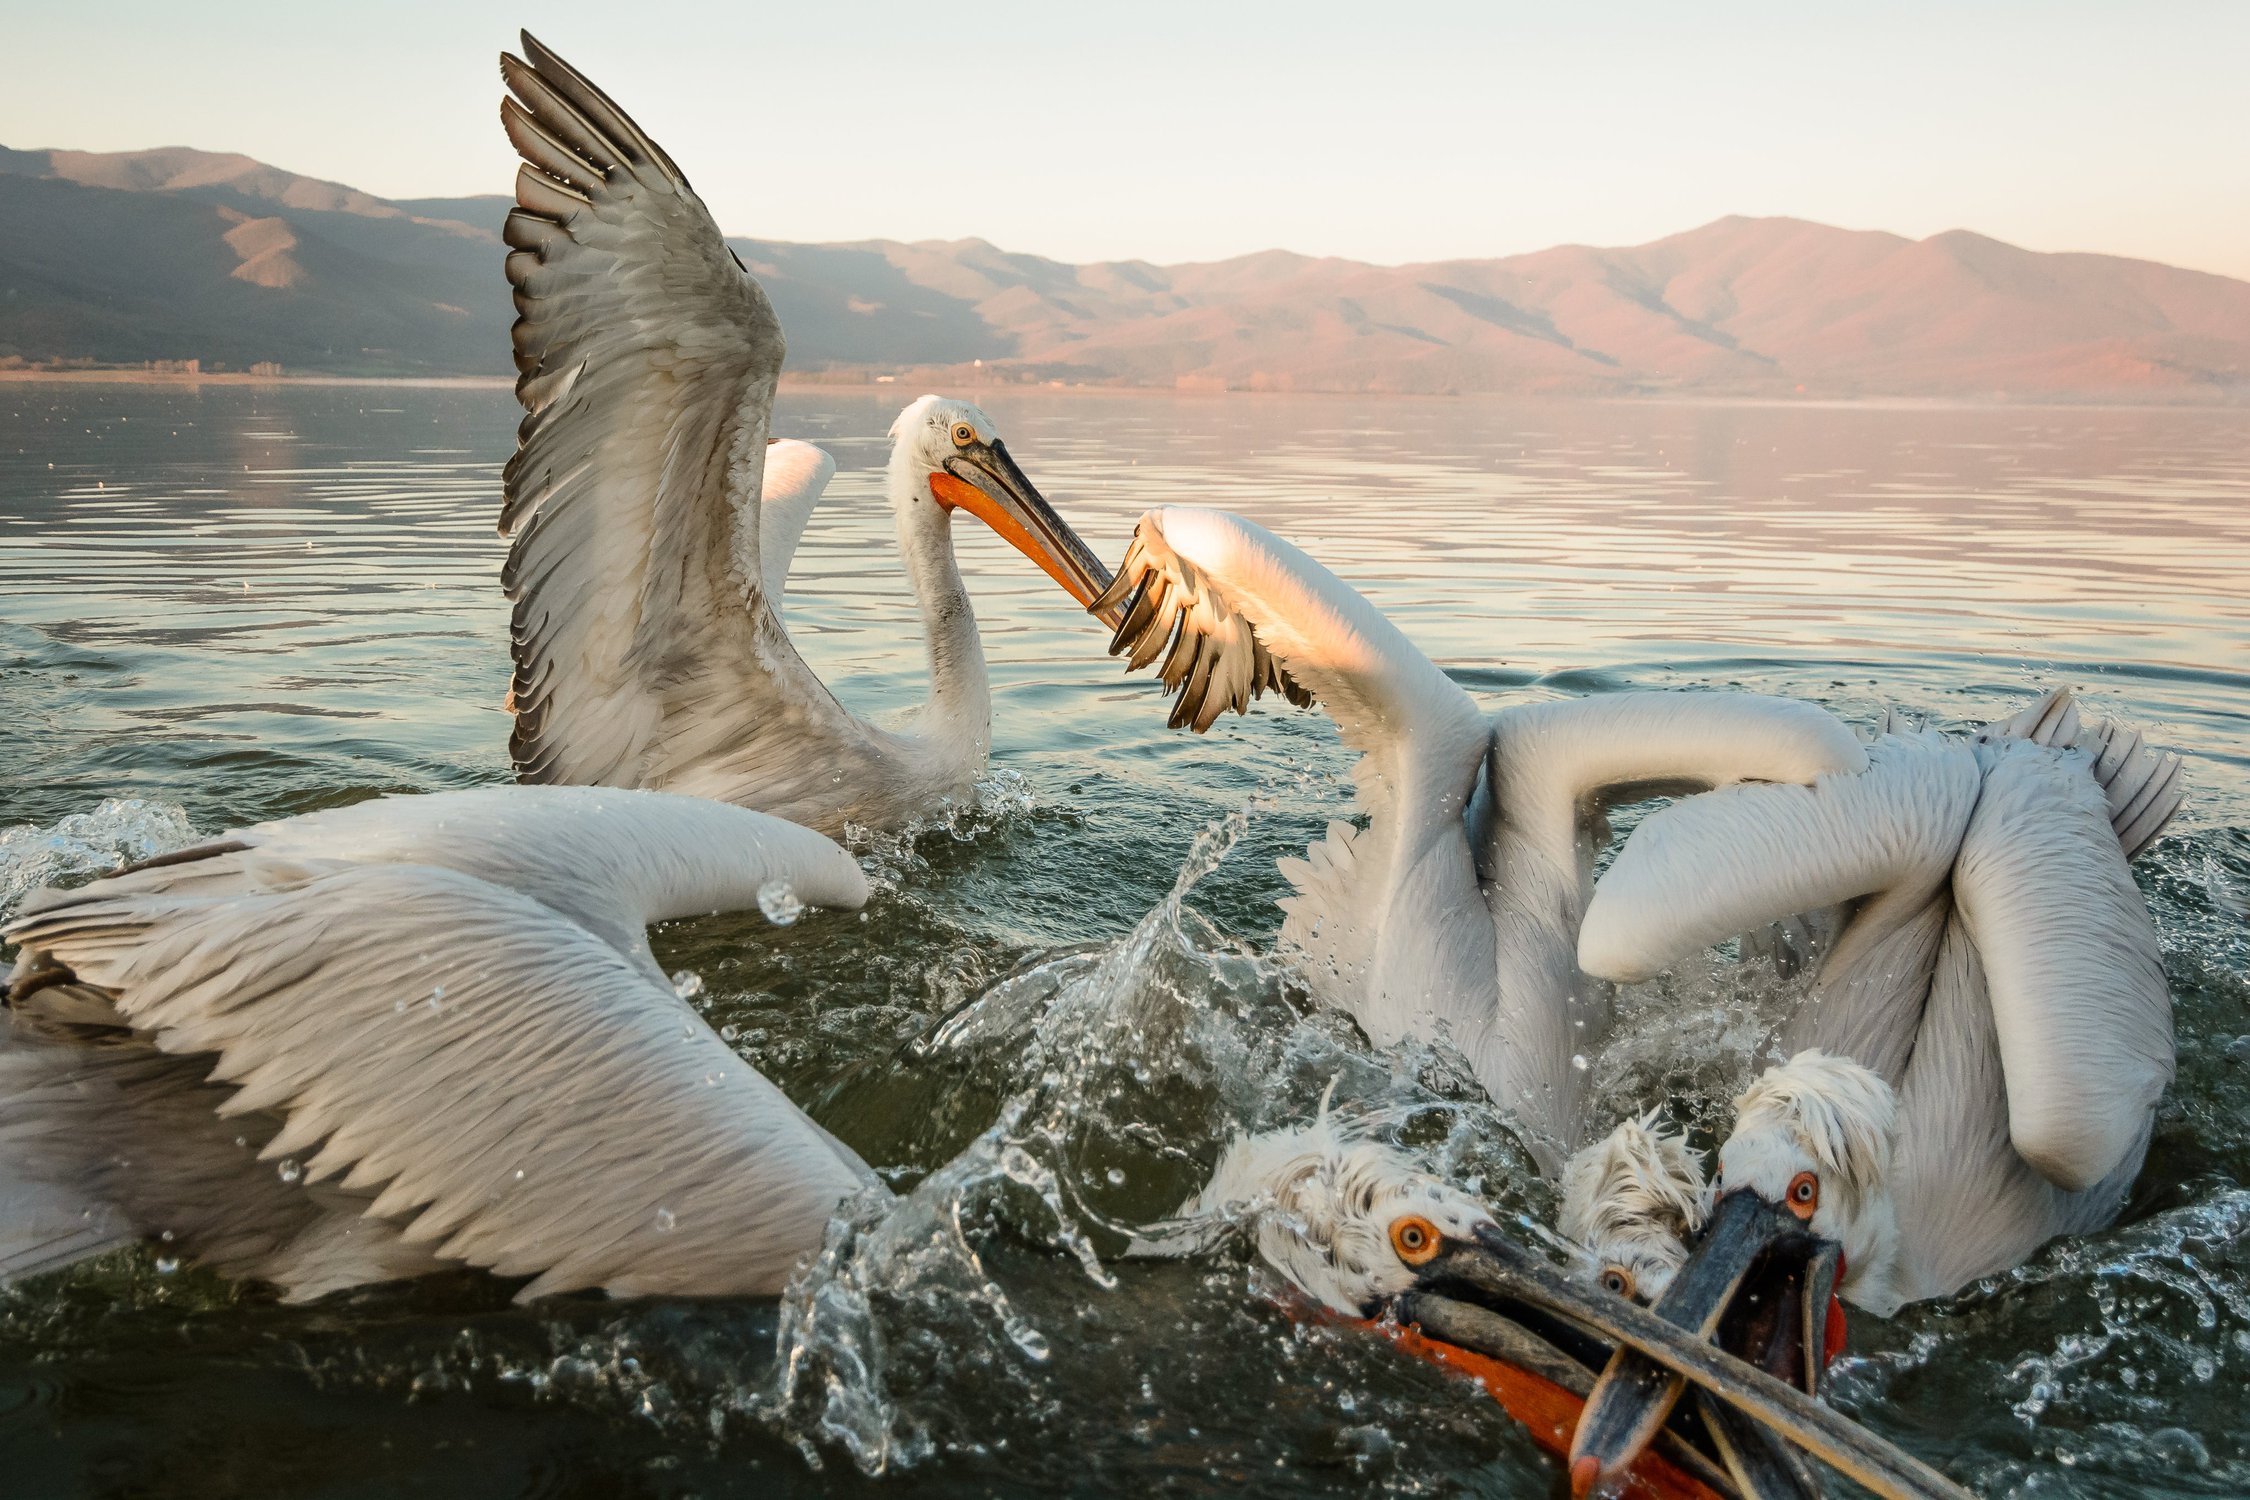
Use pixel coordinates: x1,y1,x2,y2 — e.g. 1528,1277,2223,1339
719,1024,739,1043
759,879,804,926
654,1207,677,1233
1571,1053,1589,1072
671,970,706,1001
277,1159,303,1185
1106,1168,1126,1186
154,1256,179,1275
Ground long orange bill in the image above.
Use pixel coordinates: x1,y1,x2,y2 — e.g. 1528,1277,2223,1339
926,440,1115,618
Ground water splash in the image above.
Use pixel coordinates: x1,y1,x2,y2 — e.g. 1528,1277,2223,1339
757,800,1549,1475
843,769,1038,893
757,880,804,926
0,798,198,917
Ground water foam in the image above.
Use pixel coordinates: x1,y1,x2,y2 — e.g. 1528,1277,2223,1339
0,798,198,918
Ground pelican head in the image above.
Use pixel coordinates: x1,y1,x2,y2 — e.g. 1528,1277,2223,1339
1152,1115,1498,1316
889,394,1112,609
1162,1111,1942,1498
1570,1051,1891,1493
1559,1109,1710,1306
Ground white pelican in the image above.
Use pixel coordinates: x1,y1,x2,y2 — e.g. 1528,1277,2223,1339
497,35,1112,836
1089,507,1869,1164
0,786,876,1301
1559,1109,1709,1309
1567,692,2181,1493
1143,1113,1966,1500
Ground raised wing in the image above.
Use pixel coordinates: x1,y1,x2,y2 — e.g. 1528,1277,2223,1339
498,36,883,818
1578,732,1983,985
1953,739,2172,1191
753,440,837,614
5,862,876,1301
1091,506,1477,751
1975,686,2184,858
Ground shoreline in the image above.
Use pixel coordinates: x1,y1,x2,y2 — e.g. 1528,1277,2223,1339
0,368,2239,412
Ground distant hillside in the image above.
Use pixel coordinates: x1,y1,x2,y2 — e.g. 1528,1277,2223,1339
0,146,499,374
4,144,2246,397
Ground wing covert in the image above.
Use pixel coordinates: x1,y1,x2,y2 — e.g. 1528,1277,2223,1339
498,36,872,803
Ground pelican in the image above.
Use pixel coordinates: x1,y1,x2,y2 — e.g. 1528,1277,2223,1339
496,35,1111,836
1567,691,2182,1493
1141,1112,1966,1500
0,786,877,1300
1559,1109,1710,1309
1089,507,1869,1165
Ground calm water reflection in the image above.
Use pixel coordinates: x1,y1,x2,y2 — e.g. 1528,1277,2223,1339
1,382,2247,1498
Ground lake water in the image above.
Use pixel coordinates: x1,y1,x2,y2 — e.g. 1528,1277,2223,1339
2,382,2247,1498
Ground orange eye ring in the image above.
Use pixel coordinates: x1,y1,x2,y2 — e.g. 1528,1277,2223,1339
1598,1265,1638,1300
1389,1215,1442,1266
950,421,978,446
1786,1170,1820,1220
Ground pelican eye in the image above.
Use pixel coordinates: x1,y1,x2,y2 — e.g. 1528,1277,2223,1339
949,421,978,447
1389,1215,1442,1266
1787,1170,1820,1219
1599,1265,1637,1300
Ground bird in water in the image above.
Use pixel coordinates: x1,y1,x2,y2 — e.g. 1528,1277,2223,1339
0,787,877,1301
496,35,1112,836
1089,506,1867,1167
1559,1108,1710,1310
1143,1109,1965,1500
1567,690,2182,1493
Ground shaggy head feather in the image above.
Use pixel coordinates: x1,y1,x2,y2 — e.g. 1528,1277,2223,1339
1142,1107,1497,1318
1559,1108,1710,1303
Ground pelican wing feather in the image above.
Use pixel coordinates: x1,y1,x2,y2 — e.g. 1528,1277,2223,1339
1953,741,2173,1191
1976,688,2184,858
4,862,876,1301
1091,508,1493,1036
1090,507,1481,752
25,787,870,987
498,36,895,829
1578,732,1983,985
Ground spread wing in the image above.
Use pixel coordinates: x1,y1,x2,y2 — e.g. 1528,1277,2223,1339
47,786,871,986
1578,732,1984,985
754,439,838,615
1089,506,1478,752
498,36,890,822
5,862,876,1301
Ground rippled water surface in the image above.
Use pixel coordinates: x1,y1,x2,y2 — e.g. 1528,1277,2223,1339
2,383,2247,1498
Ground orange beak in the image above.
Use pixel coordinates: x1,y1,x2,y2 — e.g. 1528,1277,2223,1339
923,441,1111,611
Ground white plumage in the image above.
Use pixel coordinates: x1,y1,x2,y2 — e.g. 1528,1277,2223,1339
1,787,874,1301
1582,690,2181,1311
497,36,1108,836
1093,506,1865,1165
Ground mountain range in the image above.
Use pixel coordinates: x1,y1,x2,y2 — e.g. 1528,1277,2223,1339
4,144,2246,398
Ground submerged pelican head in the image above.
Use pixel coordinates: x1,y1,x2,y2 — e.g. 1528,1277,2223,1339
1570,1051,1894,1494
1559,1108,1710,1307
1152,1113,1501,1317
888,394,1113,609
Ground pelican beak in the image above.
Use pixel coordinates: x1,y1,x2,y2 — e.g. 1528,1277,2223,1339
1569,1190,1846,1495
927,441,1115,615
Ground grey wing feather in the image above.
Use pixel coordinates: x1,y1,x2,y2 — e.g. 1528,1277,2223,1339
12,787,870,989
1978,689,2183,859
498,38,892,828
6,863,875,1300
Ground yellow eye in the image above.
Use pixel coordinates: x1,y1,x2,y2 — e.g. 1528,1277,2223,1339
1787,1171,1820,1219
950,421,978,446
1389,1215,1441,1266
1599,1266,1637,1300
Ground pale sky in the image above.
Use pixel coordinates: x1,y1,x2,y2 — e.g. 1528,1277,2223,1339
6,1,2247,278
